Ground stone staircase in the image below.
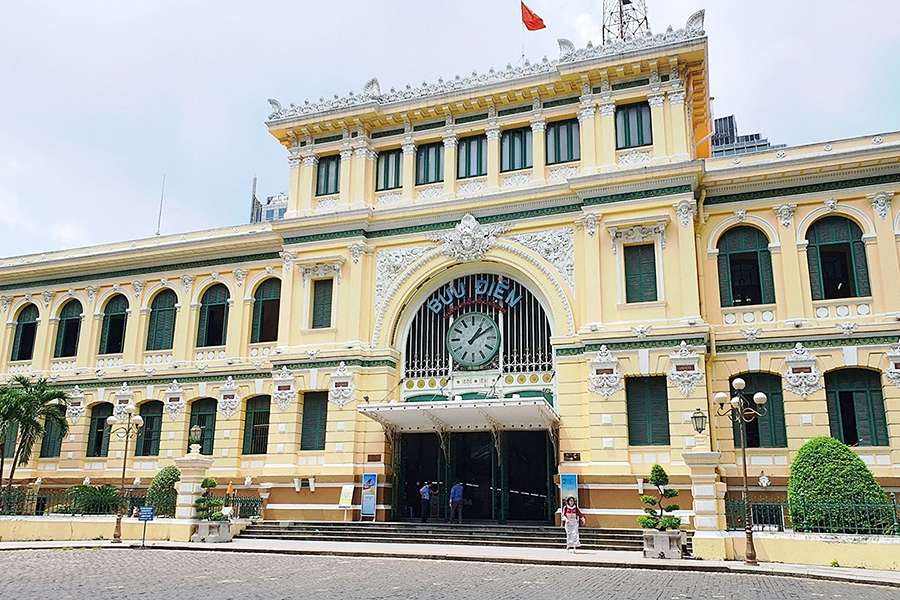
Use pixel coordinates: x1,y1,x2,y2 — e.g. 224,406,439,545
237,521,689,553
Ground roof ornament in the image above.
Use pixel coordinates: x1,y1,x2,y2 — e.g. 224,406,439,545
267,98,283,120
685,9,705,33
363,78,381,97
557,38,575,57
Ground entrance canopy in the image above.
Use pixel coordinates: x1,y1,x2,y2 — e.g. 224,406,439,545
358,397,559,433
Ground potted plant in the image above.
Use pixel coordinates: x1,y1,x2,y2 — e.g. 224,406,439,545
638,464,683,559
190,478,232,543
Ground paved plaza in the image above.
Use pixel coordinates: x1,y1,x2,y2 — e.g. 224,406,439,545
0,549,895,599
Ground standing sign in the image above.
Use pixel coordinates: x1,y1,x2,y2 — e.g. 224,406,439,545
338,483,355,521
360,473,377,520
559,473,578,508
138,506,155,548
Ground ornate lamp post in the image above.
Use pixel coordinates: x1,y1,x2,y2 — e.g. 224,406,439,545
713,377,767,565
105,405,144,544
189,424,203,454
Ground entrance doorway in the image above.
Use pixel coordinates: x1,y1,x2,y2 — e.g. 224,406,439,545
396,430,555,523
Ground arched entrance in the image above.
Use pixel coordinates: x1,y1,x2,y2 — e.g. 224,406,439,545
362,271,560,524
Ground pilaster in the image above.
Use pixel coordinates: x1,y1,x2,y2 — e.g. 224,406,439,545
869,192,899,312
530,114,546,184
286,144,302,218
442,132,457,198
648,93,668,162
277,252,296,346
485,124,501,190
667,90,690,161
577,84,597,173
297,151,317,214
401,136,416,201
339,143,353,207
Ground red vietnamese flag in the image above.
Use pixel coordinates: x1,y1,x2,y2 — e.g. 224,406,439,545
521,2,546,31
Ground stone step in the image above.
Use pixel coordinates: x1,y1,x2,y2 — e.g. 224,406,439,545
237,533,644,551
240,529,643,545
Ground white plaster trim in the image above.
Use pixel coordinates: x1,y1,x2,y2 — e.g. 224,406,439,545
706,215,780,255
795,204,876,240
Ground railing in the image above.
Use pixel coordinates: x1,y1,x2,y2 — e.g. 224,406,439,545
726,493,899,536
214,494,262,519
0,488,123,516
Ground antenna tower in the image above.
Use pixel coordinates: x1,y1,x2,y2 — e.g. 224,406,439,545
602,0,651,44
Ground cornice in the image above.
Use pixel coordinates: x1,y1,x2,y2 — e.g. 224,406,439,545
705,168,900,206
264,11,706,127
715,332,900,354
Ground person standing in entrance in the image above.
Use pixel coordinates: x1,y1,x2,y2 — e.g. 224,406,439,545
448,480,464,524
561,496,585,553
419,482,433,522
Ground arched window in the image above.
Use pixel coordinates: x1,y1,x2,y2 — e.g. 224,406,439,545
197,284,229,347
86,403,113,457
251,279,281,343
189,398,217,456
731,373,786,448
716,226,775,307
825,369,888,446
242,396,270,455
146,289,177,351
54,300,83,358
806,216,870,300
10,303,39,361
135,401,163,456
40,415,64,458
2,422,17,458
99,294,129,355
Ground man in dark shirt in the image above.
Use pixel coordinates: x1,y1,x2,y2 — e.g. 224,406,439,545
448,480,464,524
419,482,433,523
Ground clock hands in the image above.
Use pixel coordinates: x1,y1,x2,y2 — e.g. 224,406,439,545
467,326,489,345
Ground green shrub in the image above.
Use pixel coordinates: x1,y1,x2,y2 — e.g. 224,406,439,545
145,465,181,517
194,496,224,520
200,478,218,491
788,437,891,534
67,485,120,514
637,464,681,531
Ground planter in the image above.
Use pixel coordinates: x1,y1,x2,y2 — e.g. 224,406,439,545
190,520,232,543
642,529,683,559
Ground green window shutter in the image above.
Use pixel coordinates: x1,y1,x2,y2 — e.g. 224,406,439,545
311,279,334,329
300,392,329,451
241,405,254,454
53,321,66,357
242,397,270,455
2,423,17,458
147,291,176,351
825,389,842,441
626,377,669,445
316,156,340,196
11,304,38,361
766,387,787,448
850,239,871,296
851,390,873,446
40,418,62,458
758,247,776,304
732,417,744,449
196,303,209,347
624,244,657,303
99,314,111,355
717,253,733,307
869,387,889,446
806,246,824,301
251,279,281,343
250,298,264,343
616,102,652,149
189,398,217,455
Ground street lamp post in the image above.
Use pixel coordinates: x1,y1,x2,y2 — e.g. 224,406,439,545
106,405,144,544
713,377,768,566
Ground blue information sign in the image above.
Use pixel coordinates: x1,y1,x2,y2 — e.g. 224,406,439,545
138,506,155,522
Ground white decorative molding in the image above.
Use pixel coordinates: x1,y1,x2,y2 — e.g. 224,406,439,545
163,379,185,420
67,386,85,423
773,204,797,228
673,198,697,227
617,149,651,167
328,361,355,406
508,227,575,289
783,343,822,397
431,214,508,263
279,251,295,268
668,341,703,396
547,165,578,183
502,172,531,189
579,213,597,238
130,281,144,297
588,345,623,398
218,376,240,418
868,191,893,220
299,259,344,285
267,11,705,123
632,325,652,339
457,178,486,197
41,290,52,307
374,245,435,312
272,366,296,411
885,339,900,389
607,221,667,253
349,242,366,264
417,185,445,203
233,269,247,287
113,383,135,418
734,209,747,223
824,198,838,212
375,191,403,209
647,93,665,108
836,322,857,336
316,196,339,212
180,275,194,292
0,296,9,314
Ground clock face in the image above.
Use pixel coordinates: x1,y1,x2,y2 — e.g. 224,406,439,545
446,312,500,368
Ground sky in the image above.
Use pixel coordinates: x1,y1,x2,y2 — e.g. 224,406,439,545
2,1,899,258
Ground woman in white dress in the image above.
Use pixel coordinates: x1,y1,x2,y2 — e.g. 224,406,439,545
561,495,586,552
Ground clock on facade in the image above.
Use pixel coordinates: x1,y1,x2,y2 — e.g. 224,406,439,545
446,312,500,368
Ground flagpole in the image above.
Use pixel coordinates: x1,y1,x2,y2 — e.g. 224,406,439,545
155,174,166,236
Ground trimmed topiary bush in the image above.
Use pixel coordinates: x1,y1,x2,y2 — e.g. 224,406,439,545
637,464,681,531
788,437,892,534
145,465,181,517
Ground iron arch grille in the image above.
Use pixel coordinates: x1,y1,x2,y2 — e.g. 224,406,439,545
403,274,553,379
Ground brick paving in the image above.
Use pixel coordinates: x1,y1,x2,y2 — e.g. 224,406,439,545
0,548,896,599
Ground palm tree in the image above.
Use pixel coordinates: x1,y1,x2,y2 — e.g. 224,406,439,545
3,376,69,490
0,386,19,490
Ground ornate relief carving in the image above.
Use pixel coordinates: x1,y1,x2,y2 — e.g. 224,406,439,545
773,203,797,228
547,166,578,183
316,197,339,212
180,275,194,292
668,341,704,396
617,150,652,167
431,214,508,263
509,227,575,289
329,361,355,406
734,209,747,223
113,383,135,418
588,345,623,398
673,198,697,227
783,343,822,397
279,251,295,267
741,327,761,341
375,191,403,209
502,173,531,189
233,269,247,287
299,261,343,285
823,198,839,212
868,191,893,220
41,290,52,307
885,339,900,389
67,386,85,423
271,366,296,411
580,213,597,238
632,325,652,339
457,179,486,196
607,221,666,253
374,245,435,311
349,242,366,264
218,376,240,418
163,379,185,420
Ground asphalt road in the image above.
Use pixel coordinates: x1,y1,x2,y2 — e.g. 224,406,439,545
0,549,895,599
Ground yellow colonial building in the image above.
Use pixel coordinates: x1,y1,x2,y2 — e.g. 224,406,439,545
1,8,898,543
